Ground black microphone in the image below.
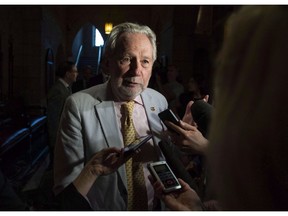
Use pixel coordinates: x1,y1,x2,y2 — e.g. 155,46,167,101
191,100,213,138
158,139,200,195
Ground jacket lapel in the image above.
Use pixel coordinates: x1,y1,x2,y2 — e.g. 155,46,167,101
141,92,162,139
94,100,123,149
94,100,127,188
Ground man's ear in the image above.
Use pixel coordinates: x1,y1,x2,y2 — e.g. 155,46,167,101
203,95,209,102
64,70,70,79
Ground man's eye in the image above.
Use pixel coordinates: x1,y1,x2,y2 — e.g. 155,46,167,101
142,60,150,64
141,59,151,67
120,57,131,64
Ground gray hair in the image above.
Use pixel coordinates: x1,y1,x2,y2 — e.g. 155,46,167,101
103,22,157,61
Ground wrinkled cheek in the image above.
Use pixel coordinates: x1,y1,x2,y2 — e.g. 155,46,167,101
143,79,150,88
111,78,122,89
143,73,152,87
115,70,128,83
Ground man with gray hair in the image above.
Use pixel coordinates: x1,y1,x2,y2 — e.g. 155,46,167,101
53,22,169,210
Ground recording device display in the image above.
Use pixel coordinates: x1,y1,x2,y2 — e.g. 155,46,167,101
148,161,182,193
123,134,153,154
158,109,180,126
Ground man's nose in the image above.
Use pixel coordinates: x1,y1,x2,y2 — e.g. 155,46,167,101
130,59,142,75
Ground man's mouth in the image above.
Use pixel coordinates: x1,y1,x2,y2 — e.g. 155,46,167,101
123,79,138,86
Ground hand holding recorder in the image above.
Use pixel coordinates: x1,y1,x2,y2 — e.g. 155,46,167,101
149,161,203,210
148,161,181,193
152,176,203,211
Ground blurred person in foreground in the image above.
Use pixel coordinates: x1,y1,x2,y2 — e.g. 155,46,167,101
153,6,288,210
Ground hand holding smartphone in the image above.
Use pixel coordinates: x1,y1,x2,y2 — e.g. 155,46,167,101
123,134,152,157
148,161,182,193
158,109,180,125
158,109,180,132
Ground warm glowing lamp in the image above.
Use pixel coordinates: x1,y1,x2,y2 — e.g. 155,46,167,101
105,23,113,34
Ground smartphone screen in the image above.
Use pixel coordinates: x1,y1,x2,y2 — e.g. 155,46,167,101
148,161,182,193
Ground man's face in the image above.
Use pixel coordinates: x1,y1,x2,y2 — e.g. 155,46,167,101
108,32,154,101
67,65,78,83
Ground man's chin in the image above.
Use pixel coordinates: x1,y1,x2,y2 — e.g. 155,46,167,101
119,86,144,100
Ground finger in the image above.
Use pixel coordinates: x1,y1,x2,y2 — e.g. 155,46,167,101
191,121,198,127
165,121,186,134
104,147,122,154
134,148,142,154
117,149,129,162
178,178,192,191
103,153,120,165
102,147,124,163
148,175,163,190
179,120,197,131
103,149,122,162
152,181,165,198
182,100,194,124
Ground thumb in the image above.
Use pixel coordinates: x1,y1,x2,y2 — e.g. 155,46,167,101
182,100,194,124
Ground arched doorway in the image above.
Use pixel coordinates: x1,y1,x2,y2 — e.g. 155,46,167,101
72,23,104,76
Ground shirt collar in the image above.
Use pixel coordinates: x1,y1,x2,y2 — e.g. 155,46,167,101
59,78,69,88
115,95,143,106
134,95,143,106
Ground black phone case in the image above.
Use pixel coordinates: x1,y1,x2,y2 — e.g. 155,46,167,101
125,134,152,152
158,109,180,125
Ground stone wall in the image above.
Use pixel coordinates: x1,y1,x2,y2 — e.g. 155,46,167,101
0,5,234,107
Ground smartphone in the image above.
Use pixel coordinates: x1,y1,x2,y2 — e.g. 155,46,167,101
123,134,152,155
158,109,180,131
148,161,182,193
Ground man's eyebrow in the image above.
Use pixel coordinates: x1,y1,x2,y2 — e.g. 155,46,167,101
142,55,153,60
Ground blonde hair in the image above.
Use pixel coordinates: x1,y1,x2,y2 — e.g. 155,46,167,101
208,6,288,210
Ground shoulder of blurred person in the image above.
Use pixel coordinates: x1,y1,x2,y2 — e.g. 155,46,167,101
208,6,288,210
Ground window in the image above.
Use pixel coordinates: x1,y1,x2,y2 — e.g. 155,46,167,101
95,28,104,47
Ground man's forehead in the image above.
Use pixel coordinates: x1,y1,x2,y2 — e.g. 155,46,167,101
115,33,152,54
117,32,150,45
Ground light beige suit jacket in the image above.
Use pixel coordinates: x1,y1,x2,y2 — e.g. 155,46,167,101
53,81,168,210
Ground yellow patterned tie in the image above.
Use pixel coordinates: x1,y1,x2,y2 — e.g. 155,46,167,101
122,101,148,210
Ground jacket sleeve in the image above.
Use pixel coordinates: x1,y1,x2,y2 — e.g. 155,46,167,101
53,96,85,195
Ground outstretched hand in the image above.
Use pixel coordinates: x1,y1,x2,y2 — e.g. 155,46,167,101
86,147,125,176
181,100,195,125
164,120,209,155
152,177,203,211
73,147,128,196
